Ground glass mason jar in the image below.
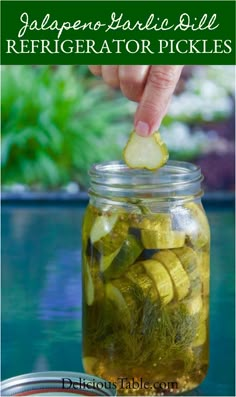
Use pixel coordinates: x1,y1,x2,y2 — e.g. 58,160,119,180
82,161,210,396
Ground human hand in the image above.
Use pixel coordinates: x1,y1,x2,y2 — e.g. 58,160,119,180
88,65,183,136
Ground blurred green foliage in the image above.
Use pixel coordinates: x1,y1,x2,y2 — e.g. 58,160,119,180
1,65,134,189
1,65,234,190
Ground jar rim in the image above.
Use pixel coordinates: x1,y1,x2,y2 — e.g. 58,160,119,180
89,160,203,202
89,160,202,187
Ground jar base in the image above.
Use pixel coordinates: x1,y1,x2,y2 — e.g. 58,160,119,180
90,365,208,396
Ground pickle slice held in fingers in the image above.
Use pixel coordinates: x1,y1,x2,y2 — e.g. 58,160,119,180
153,250,190,300
123,131,169,170
90,212,128,255
142,259,174,305
102,235,143,280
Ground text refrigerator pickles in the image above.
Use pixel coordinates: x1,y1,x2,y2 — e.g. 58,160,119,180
82,161,210,396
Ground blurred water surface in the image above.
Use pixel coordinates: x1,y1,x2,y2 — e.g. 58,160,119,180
1,203,235,396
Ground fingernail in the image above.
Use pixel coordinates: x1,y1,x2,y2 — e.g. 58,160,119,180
135,121,150,137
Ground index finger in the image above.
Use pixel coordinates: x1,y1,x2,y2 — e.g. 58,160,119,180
134,65,183,136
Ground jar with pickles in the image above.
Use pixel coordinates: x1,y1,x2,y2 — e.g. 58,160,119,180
82,160,210,396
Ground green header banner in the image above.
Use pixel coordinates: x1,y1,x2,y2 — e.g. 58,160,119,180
1,1,235,65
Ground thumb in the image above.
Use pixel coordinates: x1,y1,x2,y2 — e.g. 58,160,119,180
134,65,183,136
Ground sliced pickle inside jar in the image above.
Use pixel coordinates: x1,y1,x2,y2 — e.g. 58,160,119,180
172,246,202,295
83,200,209,391
82,205,97,241
185,203,210,249
126,262,158,302
153,250,190,300
170,247,203,315
184,294,203,316
100,234,143,280
138,213,186,249
105,280,136,324
90,211,129,255
83,254,95,306
141,229,185,249
141,259,174,305
198,251,210,296
192,321,207,347
83,256,104,306
173,202,210,249
136,213,172,230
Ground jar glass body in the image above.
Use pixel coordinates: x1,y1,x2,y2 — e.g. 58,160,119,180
82,161,210,396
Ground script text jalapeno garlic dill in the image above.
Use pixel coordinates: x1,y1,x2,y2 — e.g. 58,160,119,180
17,12,219,39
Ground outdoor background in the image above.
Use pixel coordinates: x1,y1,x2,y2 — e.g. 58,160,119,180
1,66,235,395
1,65,235,193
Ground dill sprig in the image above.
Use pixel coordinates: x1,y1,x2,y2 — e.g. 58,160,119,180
84,280,199,371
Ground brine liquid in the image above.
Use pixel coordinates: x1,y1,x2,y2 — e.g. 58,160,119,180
82,204,210,396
